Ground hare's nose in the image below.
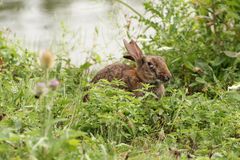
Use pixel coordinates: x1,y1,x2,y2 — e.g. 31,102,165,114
163,73,172,82
159,74,172,82
163,76,170,82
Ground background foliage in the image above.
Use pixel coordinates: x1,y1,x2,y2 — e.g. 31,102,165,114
135,0,240,94
0,0,240,159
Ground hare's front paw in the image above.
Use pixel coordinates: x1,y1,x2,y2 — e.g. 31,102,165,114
153,84,165,99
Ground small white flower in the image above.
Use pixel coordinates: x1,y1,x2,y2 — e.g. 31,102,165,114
34,82,48,98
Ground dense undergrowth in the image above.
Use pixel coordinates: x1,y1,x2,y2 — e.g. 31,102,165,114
1,0,240,159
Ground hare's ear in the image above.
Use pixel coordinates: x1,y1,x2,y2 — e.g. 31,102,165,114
123,55,135,61
123,39,144,65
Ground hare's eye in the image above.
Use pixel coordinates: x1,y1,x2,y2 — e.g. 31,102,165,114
147,62,154,69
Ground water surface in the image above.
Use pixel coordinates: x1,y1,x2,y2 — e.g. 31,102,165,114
0,0,144,65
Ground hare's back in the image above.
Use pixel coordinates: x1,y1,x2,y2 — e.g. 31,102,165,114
91,63,133,83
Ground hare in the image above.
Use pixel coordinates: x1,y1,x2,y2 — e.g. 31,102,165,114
85,39,172,100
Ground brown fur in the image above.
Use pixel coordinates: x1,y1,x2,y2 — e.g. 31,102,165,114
91,63,142,94
84,39,172,101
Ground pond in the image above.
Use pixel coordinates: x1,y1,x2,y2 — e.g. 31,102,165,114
0,0,144,65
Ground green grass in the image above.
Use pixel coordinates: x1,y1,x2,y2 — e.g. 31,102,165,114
0,30,239,160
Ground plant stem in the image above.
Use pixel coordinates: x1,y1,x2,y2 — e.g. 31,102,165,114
116,0,143,18
46,69,49,82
